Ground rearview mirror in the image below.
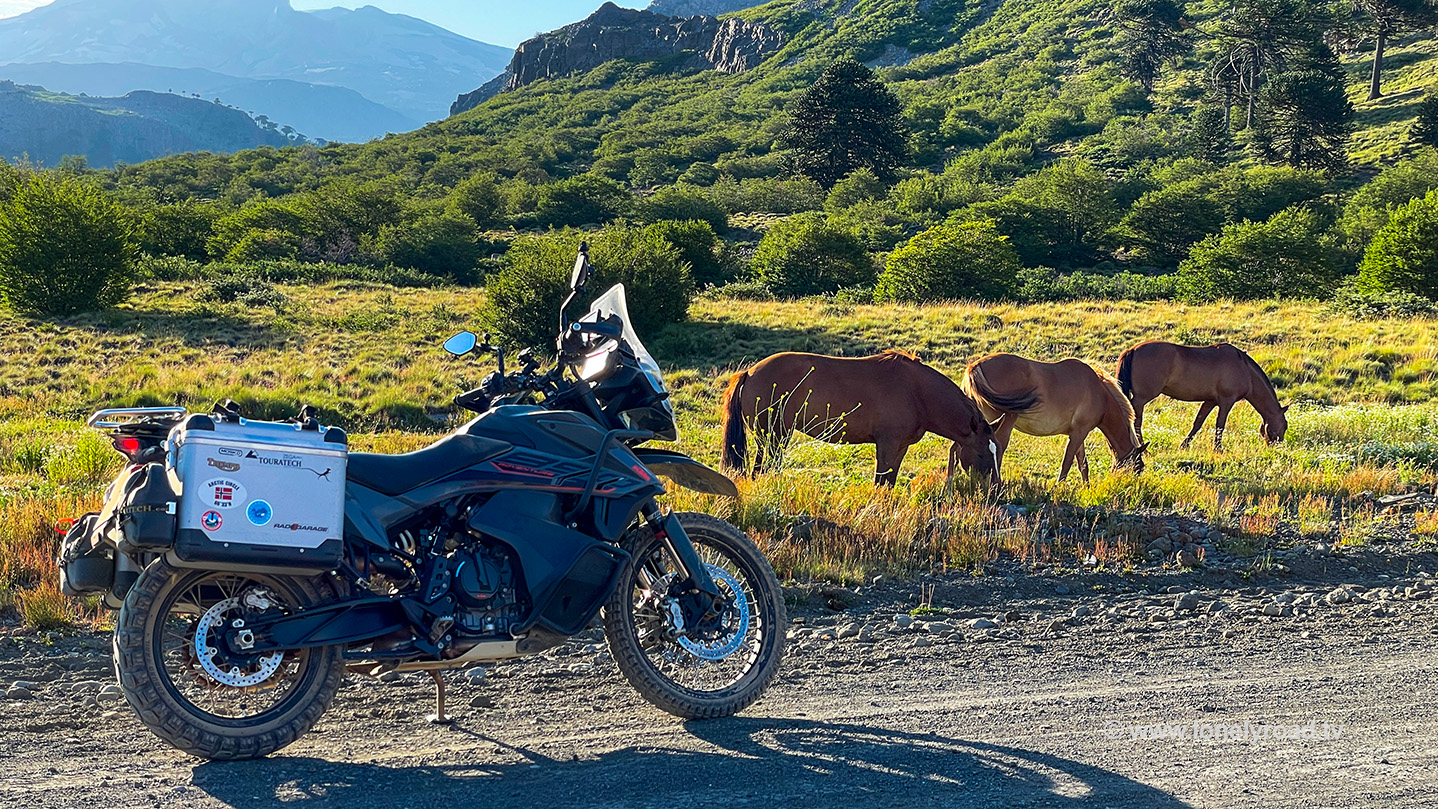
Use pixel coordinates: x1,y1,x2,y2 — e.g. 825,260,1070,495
443,331,478,356
570,242,592,291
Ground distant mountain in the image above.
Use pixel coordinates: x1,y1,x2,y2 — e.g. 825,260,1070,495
0,0,511,127
645,0,759,15
0,80,293,167
0,62,418,143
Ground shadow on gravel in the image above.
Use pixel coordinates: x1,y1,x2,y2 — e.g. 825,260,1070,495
189,718,1192,808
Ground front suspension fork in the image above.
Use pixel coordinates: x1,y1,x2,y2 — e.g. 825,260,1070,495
642,505,722,625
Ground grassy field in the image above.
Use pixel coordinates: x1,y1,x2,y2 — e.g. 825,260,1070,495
3,280,1438,625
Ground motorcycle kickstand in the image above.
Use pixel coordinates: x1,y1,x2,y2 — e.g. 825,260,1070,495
426,670,452,725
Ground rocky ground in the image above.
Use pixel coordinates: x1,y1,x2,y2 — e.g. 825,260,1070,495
2,529,1437,808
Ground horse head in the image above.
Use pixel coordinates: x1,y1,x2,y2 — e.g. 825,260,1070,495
948,416,1001,491
1261,404,1291,444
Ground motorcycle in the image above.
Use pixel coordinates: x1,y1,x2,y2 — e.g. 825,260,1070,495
61,244,786,760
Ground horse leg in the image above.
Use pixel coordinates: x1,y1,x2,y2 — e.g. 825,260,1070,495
1180,402,1216,449
1213,400,1236,452
874,440,910,487
1133,399,1147,445
992,414,1018,478
1058,434,1084,482
1076,442,1090,484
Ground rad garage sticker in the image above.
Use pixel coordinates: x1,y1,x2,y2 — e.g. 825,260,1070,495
203,478,246,509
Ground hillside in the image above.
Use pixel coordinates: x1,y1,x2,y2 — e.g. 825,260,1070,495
0,62,419,143
0,81,293,167
0,0,512,126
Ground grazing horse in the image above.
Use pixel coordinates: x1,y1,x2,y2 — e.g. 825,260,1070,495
962,353,1146,483
1116,341,1289,450
720,351,1000,488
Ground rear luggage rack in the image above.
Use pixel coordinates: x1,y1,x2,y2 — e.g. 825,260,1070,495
86,407,188,429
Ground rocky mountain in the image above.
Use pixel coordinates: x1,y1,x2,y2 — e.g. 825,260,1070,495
0,0,511,129
452,2,781,115
0,81,293,167
0,62,418,144
645,0,759,16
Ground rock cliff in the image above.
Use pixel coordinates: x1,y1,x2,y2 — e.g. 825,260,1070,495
451,2,781,116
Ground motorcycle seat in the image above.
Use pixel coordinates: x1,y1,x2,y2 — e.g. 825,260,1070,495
347,433,510,496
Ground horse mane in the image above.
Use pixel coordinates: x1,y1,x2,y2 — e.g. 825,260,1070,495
1238,350,1279,400
876,349,920,362
1089,362,1137,425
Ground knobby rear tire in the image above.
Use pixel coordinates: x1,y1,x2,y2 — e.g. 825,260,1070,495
603,512,786,720
113,558,344,760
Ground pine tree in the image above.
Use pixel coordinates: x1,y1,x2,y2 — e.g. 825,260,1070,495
1352,0,1438,99
781,59,907,188
1251,49,1354,170
1188,103,1234,161
1113,0,1192,92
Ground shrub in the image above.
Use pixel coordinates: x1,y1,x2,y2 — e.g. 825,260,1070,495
17,582,74,631
137,201,221,260
1328,279,1438,319
208,199,309,260
226,229,301,262
535,175,631,228
646,220,726,288
706,175,826,215
450,173,503,228
750,213,873,296
365,211,482,282
481,226,693,349
958,159,1118,268
0,175,137,315
875,221,1020,302
1177,205,1338,302
1356,190,1438,299
634,185,728,232
825,168,886,212
1016,267,1178,302
196,276,288,309
1417,91,1438,150
1337,149,1438,253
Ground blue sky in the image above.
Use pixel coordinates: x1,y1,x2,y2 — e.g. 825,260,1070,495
0,1,649,47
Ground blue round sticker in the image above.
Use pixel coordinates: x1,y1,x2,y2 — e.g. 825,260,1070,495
246,499,273,526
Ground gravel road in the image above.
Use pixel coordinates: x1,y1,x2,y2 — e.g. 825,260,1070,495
3,541,1436,809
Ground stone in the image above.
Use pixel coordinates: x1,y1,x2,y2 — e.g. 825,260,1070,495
837,623,862,639
1004,610,1022,623
70,680,102,694
893,614,914,629
1177,549,1201,568
469,695,496,709
1147,537,1173,555
1325,588,1352,606
1174,593,1200,611
1261,604,1284,617
1274,592,1296,605
6,687,35,700
968,618,996,630
924,621,955,633
1054,584,1071,596
1072,606,1091,618
912,637,932,649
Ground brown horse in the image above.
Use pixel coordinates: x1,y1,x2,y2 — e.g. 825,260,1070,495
1116,341,1288,450
962,353,1146,483
720,351,1000,488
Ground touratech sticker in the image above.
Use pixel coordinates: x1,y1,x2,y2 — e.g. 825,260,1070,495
246,499,273,526
201,510,223,531
206,457,241,473
202,477,246,509
243,450,332,478
274,522,329,533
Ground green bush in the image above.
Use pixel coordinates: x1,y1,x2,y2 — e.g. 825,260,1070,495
1177,205,1338,302
1356,190,1438,299
1328,279,1438,319
1016,266,1178,301
226,229,301,262
365,211,482,282
535,175,631,228
481,226,693,349
0,175,137,315
875,220,1020,302
958,159,1118,268
634,185,728,232
137,201,222,260
450,173,503,229
208,199,309,260
751,213,873,297
706,176,826,215
1337,149,1438,254
196,276,288,309
825,168,887,212
645,220,726,288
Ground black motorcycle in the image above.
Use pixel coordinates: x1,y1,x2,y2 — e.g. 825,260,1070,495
68,245,785,760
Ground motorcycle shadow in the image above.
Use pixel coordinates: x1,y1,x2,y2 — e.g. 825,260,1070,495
189,717,1193,809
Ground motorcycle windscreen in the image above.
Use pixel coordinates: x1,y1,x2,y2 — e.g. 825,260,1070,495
580,284,678,440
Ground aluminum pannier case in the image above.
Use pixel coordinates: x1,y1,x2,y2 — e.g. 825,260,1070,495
170,412,348,574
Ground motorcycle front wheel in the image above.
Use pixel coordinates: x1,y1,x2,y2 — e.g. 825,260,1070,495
113,558,343,760
603,512,786,719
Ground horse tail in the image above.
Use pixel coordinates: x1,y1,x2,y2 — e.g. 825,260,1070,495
1116,347,1136,401
720,370,750,473
963,361,1039,415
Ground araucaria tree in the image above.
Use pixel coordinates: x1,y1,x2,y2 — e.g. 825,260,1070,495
1113,0,1193,92
1251,51,1354,170
1209,0,1328,128
1416,89,1438,147
781,58,907,188
1352,0,1438,99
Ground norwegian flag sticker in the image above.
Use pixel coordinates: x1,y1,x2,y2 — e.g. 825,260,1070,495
202,478,246,509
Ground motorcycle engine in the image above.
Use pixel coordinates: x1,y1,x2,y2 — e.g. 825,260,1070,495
448,543,526,637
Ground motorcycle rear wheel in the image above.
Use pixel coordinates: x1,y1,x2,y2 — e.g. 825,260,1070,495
604,512,786,719
113,558,343,760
